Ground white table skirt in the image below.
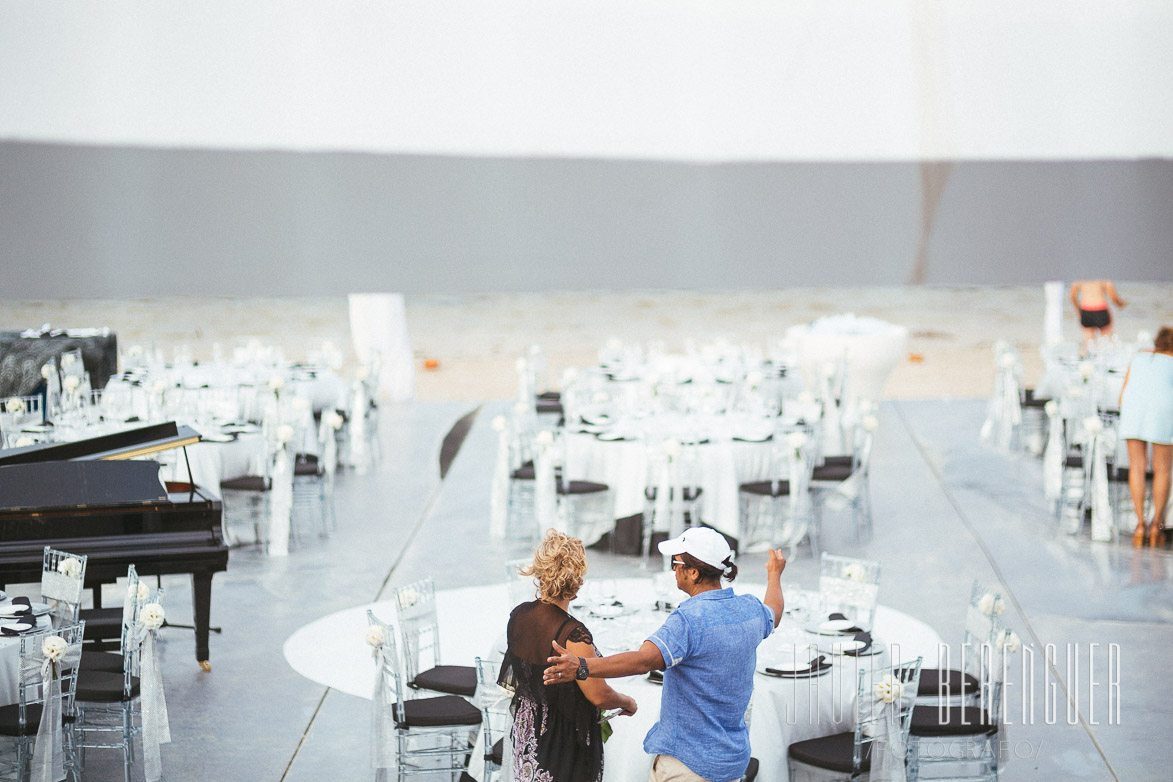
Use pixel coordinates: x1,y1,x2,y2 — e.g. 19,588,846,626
283,580,942,782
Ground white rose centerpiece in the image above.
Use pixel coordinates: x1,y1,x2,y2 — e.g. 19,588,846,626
491,415,507,432
42,635,67,667
130,581,151,603
1078,361,1095,381
268,375,285,393
276,424,295,444
1083,416,1103,435
977,592,1004,617
324,411,345,431
365,625,386,648
57,557,83,579
397,587,421,608
5,397,25,414
787,431,808,451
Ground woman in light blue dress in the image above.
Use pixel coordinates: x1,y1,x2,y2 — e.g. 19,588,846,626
1119,326,1173,546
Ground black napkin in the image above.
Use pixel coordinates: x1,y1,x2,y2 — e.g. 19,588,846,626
9,597,32,615
733,435,773,443
843,632,873,656
827,613,864,634
765,655,828,676
1,598,36,635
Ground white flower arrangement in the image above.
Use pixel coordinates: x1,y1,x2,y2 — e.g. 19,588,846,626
128,345,145,358
745,370,764,388
662,439,681,459
786,431,808,451
861,415,880,432
365,625,386,647
276,424,295,444
60,353,77,367
1044,400,1058,417
842,562,868,583
513,401,529,417
536,430,554,447
268,375,285,392
998,352,1018,369
14,436,34,448
873,673,903,704
141,602,166,631
997,628,1021,653
57,557,83,579
491,415,507,432
1078,361,1095,381
977,593,1005,617
40,364,53,380
1082,416,1103,436
324,411,345,431
42,635,67,664
130,581,151,603
63,376,81,392
4,397,24,414
397,587,422,609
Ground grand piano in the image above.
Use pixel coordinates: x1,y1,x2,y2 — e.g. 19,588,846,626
0,422,228,670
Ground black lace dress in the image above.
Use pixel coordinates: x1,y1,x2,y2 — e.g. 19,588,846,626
498,601,603,782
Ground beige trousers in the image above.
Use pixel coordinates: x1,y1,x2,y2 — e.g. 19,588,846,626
648,754,724,782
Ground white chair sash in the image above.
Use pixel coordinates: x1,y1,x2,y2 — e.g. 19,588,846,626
268,446,294,556
1043,405,1064,503
533,439,559,532
1087,431,1113,542
980,364,1021,449
26,638,82,782
819,375,845,456
138,626,171,782
489,424,510,538
869,694,907,782
370,643,396,774
347,383,372,472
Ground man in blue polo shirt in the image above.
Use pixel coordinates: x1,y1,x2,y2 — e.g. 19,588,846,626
545,528,785,782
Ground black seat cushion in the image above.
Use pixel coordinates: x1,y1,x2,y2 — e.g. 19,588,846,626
393,695,482,728
410,665,478,697
1063,456,1084,469
811,464,854,482
1021,388,1051,408
644,486,702,501
537,391,561,401
490,736,504,765
80,650,124,672
917,668,980,697
821,455,854,468
79,607,122,643
788,730,870,774
536,401,564,415
744,756,759,781
910,704,997,737
220,475,270,492
0,703,42,736
75,670,140,703
559,480,608,495
740,480,792,497
511,463,536,480
1111,466,1154,483
294,454,321,476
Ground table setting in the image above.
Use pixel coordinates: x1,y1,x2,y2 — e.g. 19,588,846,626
0,592,55,705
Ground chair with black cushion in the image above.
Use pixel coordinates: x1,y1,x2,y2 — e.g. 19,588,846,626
554,434,612,545
641,438,703,565
394,579,478,700
367,610,481,781
811,417,876,539
908,613,1010,781
739,427,817,558
79,565,142,674
0,622,85,782
915,581,1002,707
41,547,87,626
789,658,922,782
473,657,510,781
220,425,294,551
75,569,153,782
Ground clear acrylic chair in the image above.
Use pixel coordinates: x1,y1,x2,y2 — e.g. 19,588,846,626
504,560,535,609
739,429,818,558
1,395,43,448
41,547,87,625
788,658,922,782
366,610,481,782
811,419,876,539
79,565,143,674
393,579,478,699
75,572,148,782
0,622,85,782
818,553,881,630
915,581,1003,707
220,426,295,552
473,657,510,782
641,438,703,566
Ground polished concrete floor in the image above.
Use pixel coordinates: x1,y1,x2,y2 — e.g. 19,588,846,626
63,397,1171,781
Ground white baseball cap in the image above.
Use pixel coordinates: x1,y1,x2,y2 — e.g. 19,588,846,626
658,527,734,572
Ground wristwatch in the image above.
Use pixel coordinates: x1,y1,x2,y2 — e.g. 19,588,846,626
576,657,590,680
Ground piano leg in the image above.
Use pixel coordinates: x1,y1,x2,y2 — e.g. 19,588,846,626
192,572,214,671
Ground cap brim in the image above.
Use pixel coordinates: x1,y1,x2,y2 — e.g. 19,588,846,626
657,537,688,556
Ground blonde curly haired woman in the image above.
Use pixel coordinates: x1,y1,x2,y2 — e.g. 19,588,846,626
498,529,637,782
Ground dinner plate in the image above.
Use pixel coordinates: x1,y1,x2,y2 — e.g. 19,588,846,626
827,639,866,655
0,602,51,618
806,618,865,635
732,433,771,443
758,659,833,678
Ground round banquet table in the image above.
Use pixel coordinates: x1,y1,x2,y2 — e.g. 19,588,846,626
283,579,943,782
0,600,55,706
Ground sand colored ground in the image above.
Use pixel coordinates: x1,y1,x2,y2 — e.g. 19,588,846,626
4,284,1171,401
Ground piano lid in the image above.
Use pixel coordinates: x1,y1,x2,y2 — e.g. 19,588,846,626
0,422,201,467
0,460,170,512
